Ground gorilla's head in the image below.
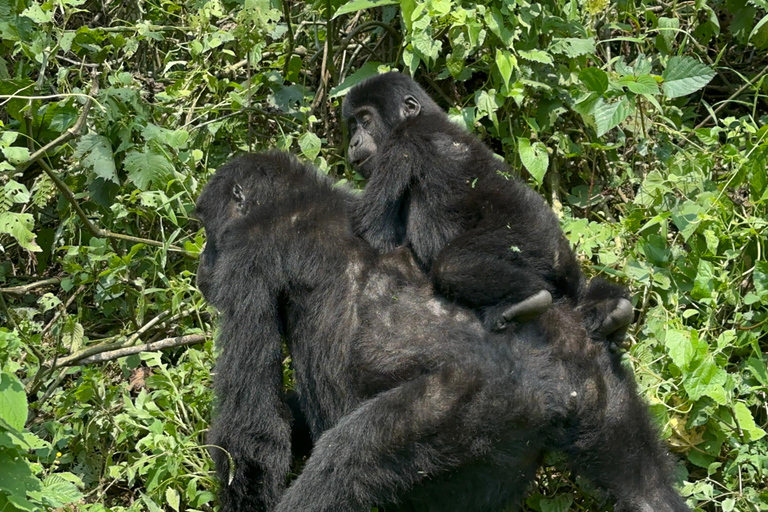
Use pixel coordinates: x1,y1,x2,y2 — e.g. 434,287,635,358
194,152,330,302
342,72,442,177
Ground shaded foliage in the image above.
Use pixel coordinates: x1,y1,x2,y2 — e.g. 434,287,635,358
0,0,766,510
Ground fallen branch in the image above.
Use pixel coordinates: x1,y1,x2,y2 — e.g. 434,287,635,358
75,334,207,365
0,277,61,295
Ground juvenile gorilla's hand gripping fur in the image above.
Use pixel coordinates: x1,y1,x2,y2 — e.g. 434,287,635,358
195,151,688,512
343,72,633,335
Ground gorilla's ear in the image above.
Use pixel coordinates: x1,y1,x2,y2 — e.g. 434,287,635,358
232,183,246,209
402,95,421,119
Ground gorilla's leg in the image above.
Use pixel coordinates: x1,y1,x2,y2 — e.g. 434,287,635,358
430,233,553,331
275,364,542,512
563,361,688,512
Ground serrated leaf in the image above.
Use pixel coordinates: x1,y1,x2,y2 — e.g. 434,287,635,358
593,98,631,137
298,132,322,161
75,134,118,183
142,124,189,149
518,49,553,65
549,37,596,58
518,137,548,185
36,479,83,508
495,49,515,89
661,56,715,99
684,356,727,402
579,68,609,94
124,149,175,191
0,212,41,252
0,372,27,432
332,0,399,19
621,75,660,95
665,329,695,370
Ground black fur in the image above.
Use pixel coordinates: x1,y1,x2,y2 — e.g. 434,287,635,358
196,151,688,512
344,72,631,333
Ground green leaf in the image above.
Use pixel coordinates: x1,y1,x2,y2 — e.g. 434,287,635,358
593,98,631,137
518,49,553,65
517,137,549,185
495,49,515,89
620,75,660,95
74,134,119,183
655,17,680,55
548,37,595,58
684,356,727,403
142,124,189,149
2,146,30,165
579,68,608,94
166,487,180,512
749,15,768,49
298,132,322,161
661,56,715,99
753,261,768,301
665,329,695,370
733,402,766,441
329,62,384,98
124,149,175,191
332,0,399,19
31,476,84,508
3,181,30,205
0,451,40,510
0,372,27,432
0,212,41,252
540,494,573,512
746,357,768,387
692,259,715,300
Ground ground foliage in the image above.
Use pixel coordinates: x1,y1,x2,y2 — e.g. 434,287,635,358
0,0,767,510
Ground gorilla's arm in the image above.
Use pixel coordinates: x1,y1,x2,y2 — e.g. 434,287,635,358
207,278,292,512
352,137,420,253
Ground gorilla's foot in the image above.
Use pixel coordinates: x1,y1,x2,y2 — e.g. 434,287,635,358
487,290,553,331
596,298,633,343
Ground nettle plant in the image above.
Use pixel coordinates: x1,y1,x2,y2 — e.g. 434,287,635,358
574,54,716,138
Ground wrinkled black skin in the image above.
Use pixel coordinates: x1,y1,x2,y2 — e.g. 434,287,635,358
195,151,688,512
344,72,629,333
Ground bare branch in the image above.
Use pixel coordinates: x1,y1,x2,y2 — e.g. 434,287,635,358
0,277,61,295
76,334,207,365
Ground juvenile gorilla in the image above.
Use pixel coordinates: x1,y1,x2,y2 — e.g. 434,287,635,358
195,151,688,512
344,72,631,338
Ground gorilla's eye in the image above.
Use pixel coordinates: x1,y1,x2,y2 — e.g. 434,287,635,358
361,116,372,128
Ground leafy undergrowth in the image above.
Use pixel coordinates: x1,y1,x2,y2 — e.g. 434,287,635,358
1,0,766,511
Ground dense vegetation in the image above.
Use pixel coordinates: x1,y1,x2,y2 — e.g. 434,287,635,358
1,0,766,510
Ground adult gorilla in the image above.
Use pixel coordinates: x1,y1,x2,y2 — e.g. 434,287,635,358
195,151,688,512
344,72,632,338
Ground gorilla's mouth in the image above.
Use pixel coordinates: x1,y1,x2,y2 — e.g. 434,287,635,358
353,155,373,168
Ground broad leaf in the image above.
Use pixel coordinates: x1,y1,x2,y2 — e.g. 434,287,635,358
579,68,608,94
75,134,119,183
518,137,549,185
593,98,631,137
661,56,715,99
333,0,399,19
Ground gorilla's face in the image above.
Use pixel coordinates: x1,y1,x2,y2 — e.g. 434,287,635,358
344,93,422,178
